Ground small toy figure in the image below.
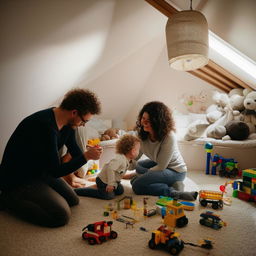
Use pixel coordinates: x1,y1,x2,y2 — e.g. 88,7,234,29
82,221,117,245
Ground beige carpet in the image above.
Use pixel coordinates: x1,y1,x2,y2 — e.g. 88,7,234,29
0,169,255,256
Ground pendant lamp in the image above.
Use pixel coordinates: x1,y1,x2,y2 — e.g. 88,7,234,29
165,2,209,71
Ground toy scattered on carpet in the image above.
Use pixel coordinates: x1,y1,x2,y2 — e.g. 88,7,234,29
156,196,195,212
82,221,117,245
233,168,256,202
148,225,213,255
161,199,188,228
199,211,227,229
86,163,99,176
204,142,240,177
199,190,224,209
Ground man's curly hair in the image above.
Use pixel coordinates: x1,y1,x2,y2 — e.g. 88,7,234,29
60,88,101,115
116,134,140,155
136,101,175,141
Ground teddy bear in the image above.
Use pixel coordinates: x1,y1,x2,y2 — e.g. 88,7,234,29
205,91,229,124
205,89,249,140
240,90,256,136
100,128,119,141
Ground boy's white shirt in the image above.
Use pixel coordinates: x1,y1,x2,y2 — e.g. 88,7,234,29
98,154,136,187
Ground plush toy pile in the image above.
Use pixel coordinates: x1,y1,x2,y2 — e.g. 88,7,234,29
100,128,119,141
184,88,256,141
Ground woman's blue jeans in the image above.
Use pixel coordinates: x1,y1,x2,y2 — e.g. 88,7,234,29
131,159,186,196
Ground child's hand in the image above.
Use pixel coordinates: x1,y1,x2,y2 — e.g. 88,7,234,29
106,185,115,193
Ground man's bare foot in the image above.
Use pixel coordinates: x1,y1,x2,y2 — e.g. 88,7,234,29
123,171,137,179
87,184,97,189
63,173,86,188
87,177,96,182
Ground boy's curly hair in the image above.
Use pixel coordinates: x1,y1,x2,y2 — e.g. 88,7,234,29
60,88,101,115
116,134,140,155
136,101,175,141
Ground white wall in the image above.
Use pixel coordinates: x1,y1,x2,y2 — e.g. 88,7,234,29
0,0,167,159
1,0,254,160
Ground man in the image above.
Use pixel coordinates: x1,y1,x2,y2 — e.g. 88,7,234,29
0,88,102,227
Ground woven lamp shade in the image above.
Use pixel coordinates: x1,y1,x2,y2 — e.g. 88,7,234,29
166,10,209,71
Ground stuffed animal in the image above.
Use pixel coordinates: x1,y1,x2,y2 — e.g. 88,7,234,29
206,89,248,140
206,91,229,124
184,119,209,141
240,91,256,134
222,121,250,140
100,128,119,141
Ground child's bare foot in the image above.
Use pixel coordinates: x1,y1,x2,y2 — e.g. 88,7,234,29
123,171,137,179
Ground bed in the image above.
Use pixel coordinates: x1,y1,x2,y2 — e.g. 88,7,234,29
83,114,256,171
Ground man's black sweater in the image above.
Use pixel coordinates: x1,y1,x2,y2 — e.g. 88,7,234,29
0,108,87,189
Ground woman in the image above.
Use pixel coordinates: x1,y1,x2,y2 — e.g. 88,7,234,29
131,101,197,201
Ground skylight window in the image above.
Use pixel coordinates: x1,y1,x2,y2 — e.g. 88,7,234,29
209,31,256,80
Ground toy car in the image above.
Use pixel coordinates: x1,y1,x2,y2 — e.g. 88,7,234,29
82,221,117,245
199,211,226,229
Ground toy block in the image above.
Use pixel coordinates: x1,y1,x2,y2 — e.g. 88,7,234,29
238,191,251,201
243,186,251,194
243,169,256,178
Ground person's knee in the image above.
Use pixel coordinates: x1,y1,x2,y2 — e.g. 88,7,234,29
132,184,144,195
69,193,79,206
48,205,71,227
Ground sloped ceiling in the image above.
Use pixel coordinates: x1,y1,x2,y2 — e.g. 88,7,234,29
146,0,256,91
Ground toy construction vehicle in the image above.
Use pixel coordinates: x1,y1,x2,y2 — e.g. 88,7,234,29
199,211,227,229
82,221,117,245
148,225,213,255
148,225,184,255
199,190,224,209
163,200,188,228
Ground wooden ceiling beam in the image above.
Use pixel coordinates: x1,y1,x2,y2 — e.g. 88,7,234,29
145,0,252,91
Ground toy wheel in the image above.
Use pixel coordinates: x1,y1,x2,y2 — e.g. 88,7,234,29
82,232,87,240
168,245,181,255
110,231,118,239
99,236,106,243
180,240,184,250
148,239,156,249
218,201,223,208
200,200,207,207
199,219,205,225
88,238,96,245
176,217,188,227
212,202,219,209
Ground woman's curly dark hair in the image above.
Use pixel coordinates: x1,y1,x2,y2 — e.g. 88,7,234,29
60,88,101,115
136,101,175,141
